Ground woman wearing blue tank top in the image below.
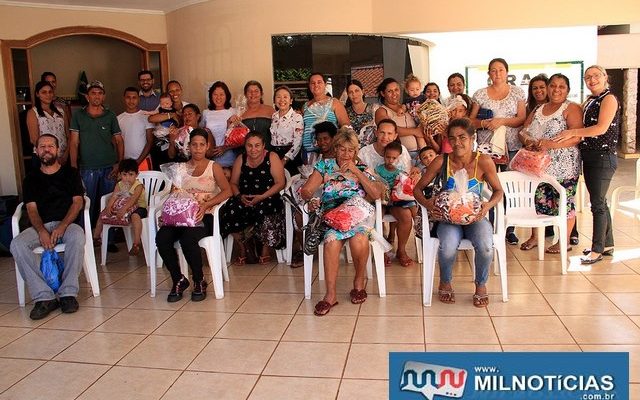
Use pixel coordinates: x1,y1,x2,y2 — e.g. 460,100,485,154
414,118,504,308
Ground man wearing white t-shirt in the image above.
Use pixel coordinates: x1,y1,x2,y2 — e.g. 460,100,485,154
118,87,154,170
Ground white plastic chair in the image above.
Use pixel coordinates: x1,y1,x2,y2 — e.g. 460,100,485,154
420,188,507,306
99,171,171,266
498,171,568,274
611,158,640,224
11,196,100,306
302,199,386,300
225,170,292,264
148,197,229,298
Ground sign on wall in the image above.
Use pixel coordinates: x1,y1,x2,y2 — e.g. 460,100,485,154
465,61,585,104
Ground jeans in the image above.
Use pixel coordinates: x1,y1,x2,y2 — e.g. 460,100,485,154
581,150,616,253
10,222,84,301
80,167,115,225
156,215,213,284
437,219,493,285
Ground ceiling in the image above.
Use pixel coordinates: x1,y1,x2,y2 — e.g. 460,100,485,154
0,0,208,14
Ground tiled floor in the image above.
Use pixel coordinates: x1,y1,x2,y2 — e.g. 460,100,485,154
1,158,640,399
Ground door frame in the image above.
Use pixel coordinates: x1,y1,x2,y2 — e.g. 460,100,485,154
1,26,168,194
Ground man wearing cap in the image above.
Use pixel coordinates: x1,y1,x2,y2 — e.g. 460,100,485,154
69,80,123,226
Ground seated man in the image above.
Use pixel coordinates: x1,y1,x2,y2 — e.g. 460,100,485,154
10,134,85,320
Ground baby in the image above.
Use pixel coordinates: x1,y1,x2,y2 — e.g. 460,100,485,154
157,92,179,128
402,74,428,150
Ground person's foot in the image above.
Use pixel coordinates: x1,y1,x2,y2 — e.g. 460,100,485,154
59,296,79,314
438,283,455,304
128,243,141,256
570,236,579,246
92,237,102,248
29,299,59,320
107,243,119,253
545,243,572,254
191,280,208,302
397,252,414,267
519,237,537,251
473,286,489,308
582,247,614,256
506,232,519,245
581,252,604,265
167,276,190,302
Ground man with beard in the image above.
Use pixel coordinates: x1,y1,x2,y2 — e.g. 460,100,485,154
69,80,123,228
10,134,85,320
137,70,160,112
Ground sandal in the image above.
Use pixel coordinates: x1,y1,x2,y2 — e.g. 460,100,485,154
128,243,141,256
397,254,414,267
438,289,455,304
520,239,537,251
93,238,102,248
384,252,392,266
545,244,572,254
349,289,368,304
473,294,489,308
314,300,338,316
258,255,272,265
234,256,247,266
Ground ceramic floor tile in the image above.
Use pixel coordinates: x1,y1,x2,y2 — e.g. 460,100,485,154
248,376,339,400
0,307,58,328
179,291,250,313
492,316,575,344
426,344,502,351
0,328,85,359
608,293,640,315
487,293,554,317
297,295,361,316
237,292,303,314
519,260,566,276
282,314,356,342
425,316,499,344
423,298,490,316
39,306,120,331
544,293,623,315
486,275,540,294
337,379,388,400
161,371,258,400
579,261,636,275
530,275,600,293
0,361,108,400
154,311,232,337
586,275,640,293
501,344,582,351
383,276,422,294
343,343,424,379
227,264,273,277
561,315,640,344
188,338,277,374
223,275,265,292
79,288,147,308
54,331,146,364
0,326,31,348
215,313,293,340
125,290,190,310
0,303,18,317
118,334,208,369
94,308,174,334
0,358,44,392
264,341,349,378
353,316,424,344
76,366,180,400
254,275,305,293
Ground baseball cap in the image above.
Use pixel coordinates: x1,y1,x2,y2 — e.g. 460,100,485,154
87,80,105,92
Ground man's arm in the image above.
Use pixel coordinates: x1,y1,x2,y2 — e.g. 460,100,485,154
25,202,52,249
137,128,154,164
69,131,79,169
48,195,84,248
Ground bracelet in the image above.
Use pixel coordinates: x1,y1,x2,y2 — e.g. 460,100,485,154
480,120,486,129
167,113,171,120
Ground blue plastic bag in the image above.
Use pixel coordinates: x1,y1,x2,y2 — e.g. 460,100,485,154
40,249,64,292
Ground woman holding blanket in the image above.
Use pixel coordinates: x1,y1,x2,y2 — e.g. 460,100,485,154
156,129,231,303
414,118,503,307
301,128,384,316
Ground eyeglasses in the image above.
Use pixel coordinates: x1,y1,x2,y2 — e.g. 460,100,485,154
584,73,603,81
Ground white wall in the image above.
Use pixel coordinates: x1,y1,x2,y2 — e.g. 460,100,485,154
405,26,598,97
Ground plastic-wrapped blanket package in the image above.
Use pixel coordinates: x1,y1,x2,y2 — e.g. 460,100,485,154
100,193,138,226
224,96,249,147
434,169,482,225
417,99,450,137
509,148,551,177
391,173,415,202
323,196,375,232
160,163,201,227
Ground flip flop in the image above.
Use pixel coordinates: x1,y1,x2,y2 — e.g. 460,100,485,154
520,240,537,251
314,300,338,316
350,289,368,304
234,256,246,266
473,294,489,308
398,254,414,267
545,245,572,254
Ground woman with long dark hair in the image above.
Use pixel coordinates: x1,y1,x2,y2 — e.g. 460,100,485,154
26,81,68,166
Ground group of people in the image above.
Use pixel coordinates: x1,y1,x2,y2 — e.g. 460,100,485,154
12,60,620,319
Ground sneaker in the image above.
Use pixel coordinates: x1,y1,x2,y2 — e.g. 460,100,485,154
59,296,79,314
570,236,579,246
506,232,519,245
191,280,208,302
107,243,119,253
29,299,59,320
167,276,190,302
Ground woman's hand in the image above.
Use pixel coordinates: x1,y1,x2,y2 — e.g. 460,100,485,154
409,167,422,184
168,126,178,142
472,202,491,222
195,206,206,223
307,198,321,212
483,118,503,131
227,115,241,126
425,197,443,221
240,194,254,207
551,129,575,143
537,139,553,151
210,145,226,157
339,160,360,176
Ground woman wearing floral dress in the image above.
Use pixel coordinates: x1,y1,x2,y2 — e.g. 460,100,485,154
517,73,583,254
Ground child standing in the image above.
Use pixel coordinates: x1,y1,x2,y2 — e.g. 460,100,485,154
93,159,147,256
374,142,417,267
414,146,438,239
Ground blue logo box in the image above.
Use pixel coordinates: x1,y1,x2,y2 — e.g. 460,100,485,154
389,352,628,400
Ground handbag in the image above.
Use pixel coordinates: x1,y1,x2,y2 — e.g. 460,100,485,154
302,210,329,256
